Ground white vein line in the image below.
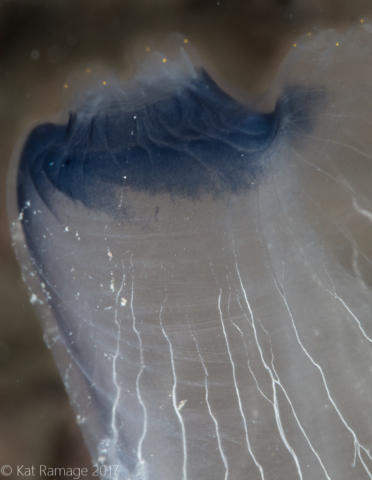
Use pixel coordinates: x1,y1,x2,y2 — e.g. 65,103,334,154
256,318,332,480
189,327,229,480
289,145,349,190
325,284,372,344
255,319,274,370
290,143,372,235
271,273,372,476
352,196,372,223
302,187,372,270
227,291,272,405
294,131,372,162
217,289,265,480
232,276,305,480
159,302,187,480
236,294,252,327
111,271,126,441
352,247,364,286
129,254,148,468
351,247,368,290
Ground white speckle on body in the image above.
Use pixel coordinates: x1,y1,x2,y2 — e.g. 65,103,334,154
178,399,187,410
30,293,38,304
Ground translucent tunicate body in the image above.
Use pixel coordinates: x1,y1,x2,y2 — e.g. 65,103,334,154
7,25,372,480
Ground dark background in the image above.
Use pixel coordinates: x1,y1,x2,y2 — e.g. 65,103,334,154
0,1,371,478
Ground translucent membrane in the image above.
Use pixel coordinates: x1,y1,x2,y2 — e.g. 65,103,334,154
7,24,372,480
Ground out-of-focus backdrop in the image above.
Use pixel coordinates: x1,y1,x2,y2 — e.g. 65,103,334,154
1,1,371,478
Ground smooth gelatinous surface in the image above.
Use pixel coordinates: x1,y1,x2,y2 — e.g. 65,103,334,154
7,24,372,479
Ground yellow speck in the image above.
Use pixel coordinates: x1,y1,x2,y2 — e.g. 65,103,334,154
86,68,91,73
145,46,151,52
336,42,339,46
64,84,68,89
293,43,297,47
103,81,106,85
308,32,312,36
361,18,365,24
162,58,167,63
184,38,189,44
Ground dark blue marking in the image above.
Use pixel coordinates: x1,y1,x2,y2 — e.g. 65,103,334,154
17,68,324,215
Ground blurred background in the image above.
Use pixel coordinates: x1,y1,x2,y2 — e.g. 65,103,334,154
1,0,372,478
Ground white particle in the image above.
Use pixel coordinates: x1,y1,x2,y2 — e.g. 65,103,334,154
178,399,187,410
30,294,38,304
